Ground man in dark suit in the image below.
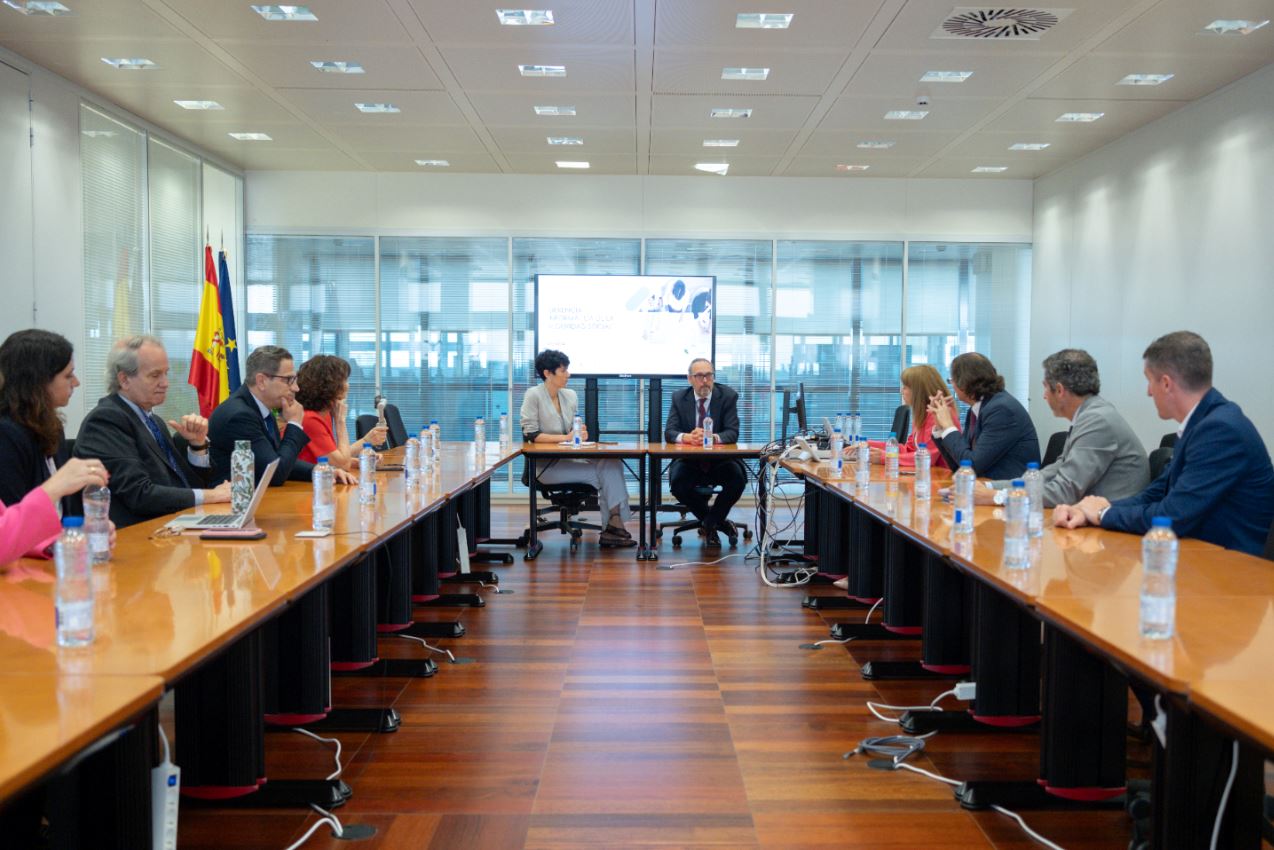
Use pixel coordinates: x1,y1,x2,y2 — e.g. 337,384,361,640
74,336,229,528
929,352,1040,480
209,345,347,486
663,358,747,547
1055,331,1274,555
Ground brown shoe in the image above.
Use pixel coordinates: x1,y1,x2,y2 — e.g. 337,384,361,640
599,529,637,548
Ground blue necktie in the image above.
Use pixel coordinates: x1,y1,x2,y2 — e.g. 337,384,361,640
144,415,190,488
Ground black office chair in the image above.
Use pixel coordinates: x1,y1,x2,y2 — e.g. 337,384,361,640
888,404,911,443
1159,432,1177,449
1042,430,1068,467
520,464,604,553
355,414,383,446
382,404,409,448
655,481,752,548
1148,446,1173,481
1262,517,1274,562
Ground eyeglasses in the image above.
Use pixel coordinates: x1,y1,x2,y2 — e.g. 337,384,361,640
690,372,715,381
267,373,298,386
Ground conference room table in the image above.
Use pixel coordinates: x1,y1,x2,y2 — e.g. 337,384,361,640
645,441,763,556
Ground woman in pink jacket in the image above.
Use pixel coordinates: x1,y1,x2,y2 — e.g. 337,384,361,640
0,458,110,568
866,364,960,469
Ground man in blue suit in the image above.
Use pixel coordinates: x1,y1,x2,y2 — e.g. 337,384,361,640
1054,331,1274,555
929,352,1040,480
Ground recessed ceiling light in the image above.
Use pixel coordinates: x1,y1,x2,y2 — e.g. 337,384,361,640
735,12,793,29
311,60,364,74
695,163,730,175
3,0,72,14
710,107,752,119
174,100,223,110
972,166,1008,173
81,130,117,138
415,159,450,167
534,104,575,116
1009,142,1051,151
836,164,870,172
703,139,740,147
101,58,157,70
497,9,554,26
1203,18,1269,35
228,132,272,141
722,67,770,81
355,102,399,113
857,140,895,150
547,136,582,145
885,110,928,120
1056,112,1103,123
519,64,566,77
920,70,973,82
556,160,589,169
1117,73,1174,86
251,5,317,21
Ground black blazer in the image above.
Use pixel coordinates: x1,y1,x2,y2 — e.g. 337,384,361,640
208,385,313,486
664,383,741,444
937,390,1041,480
0,415,79,516
73,395,218,528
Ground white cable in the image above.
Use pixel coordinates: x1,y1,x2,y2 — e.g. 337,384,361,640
292,728,343,781
866,689,957,724
282,805,344,850
398,632,456,663
863,598,883,623
661,552,745,569
157,722,171,763
807,636,855,648
1209,740,1239,850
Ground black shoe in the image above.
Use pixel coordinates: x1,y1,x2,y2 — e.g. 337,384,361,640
599,529,636,548
703,529,722,549
717,519,736,541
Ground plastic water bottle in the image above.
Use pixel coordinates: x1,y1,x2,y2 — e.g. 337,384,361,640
855,436,871,487
82,484,111,564
830,426,843,477
884,432,899,481
358,445,376,505
852,412,862,443
914,442,931,500
312,458,335,530
429,419,441,464
55,517,94,647
1023,462,1044,537
953,459,975,533
499,411,510,446
419,427,433,472
1140,517,1178,639
835,412,845,438
572,415,582,447
1003,480,1030,569
404,438,420,486
702,415,713,448
474,417,486,453
230,439,254,513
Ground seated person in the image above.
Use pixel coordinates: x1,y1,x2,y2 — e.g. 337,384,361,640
664,358,746,547
929,352,1040,479
865,364,958,470
74,336,229,527
520,349,634,548
1054,331,1274,555
293,354,388,470
0,459,113,569
980,349,1148,508
209,346,352,486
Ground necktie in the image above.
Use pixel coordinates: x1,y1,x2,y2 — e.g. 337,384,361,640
265,414,281,448
697,397,707,429
967,410,978,447
144,415,190,487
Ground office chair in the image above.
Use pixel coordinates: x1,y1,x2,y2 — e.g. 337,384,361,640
1159,432,1177,450
1262,517,1274,562
355,414,386,449
655,484,752,548
1147,446,1173,481
382,404,409,448
888,404,911,443
520,464,604,553
1042,430,1068,467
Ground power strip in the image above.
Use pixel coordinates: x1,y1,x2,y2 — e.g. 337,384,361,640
151,757,180,850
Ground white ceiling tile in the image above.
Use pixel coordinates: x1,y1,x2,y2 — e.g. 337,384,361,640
842,52,1059,98
161,120,334,150
654,48,848,95
655,0,883,48
782,156,931,177
97,85,301,124
651,94,821,128
797,128,961,157
821,95,1001,132
316,124,483,152
215,42,443,90
156,0,413,44
1,38,247,87
232,147,368,171
466,92,637,126
649,128,799,156
501,153,638,174
486,125,636,154
647,155,781,177
1096,0,1274,56
356,150,502,173
277,88,468,125
943,130,1121,159
407,0,634,45
439,46,635,92
1032,52,1274,101
916,156,1069,178
0,0,183,41
984,97,1192,134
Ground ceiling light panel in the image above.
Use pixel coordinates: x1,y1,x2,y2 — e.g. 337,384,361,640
3,1,72,14
710,107,752,118
1009,142,1050,150
885,110,928,120
556,160,589,168
695,162,729,175
250,5,317,21
519,64,566,77
735,13,793,29
1117,73,1173,86
972,165,1008,172
703,139,739,147
174,100,223,110
721,67,770,81
228,132,272,141
534,105,575,116
497,9,554,26
1055,111,1103,122
415,159,450,167
920,70,973,82
836,164,870,172
547,136,582,145
101,58,156,70
1203,19,1269,35
355,102,399,113
311,60,364,74
857,140,895,149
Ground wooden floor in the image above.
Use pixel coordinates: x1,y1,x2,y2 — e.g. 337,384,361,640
176,506,1149,849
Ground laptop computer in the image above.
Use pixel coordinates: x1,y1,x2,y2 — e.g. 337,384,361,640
171,459,280,530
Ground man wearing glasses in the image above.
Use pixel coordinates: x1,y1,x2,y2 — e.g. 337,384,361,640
664,358,746,548
210,345,349,486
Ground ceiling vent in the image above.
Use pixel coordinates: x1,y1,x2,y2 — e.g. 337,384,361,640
932,8,1071,39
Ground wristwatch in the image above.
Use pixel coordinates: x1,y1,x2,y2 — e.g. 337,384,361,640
188,442,209,451
992,489,1007,506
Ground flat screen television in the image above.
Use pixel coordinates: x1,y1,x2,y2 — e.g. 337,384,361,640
534,274,716,377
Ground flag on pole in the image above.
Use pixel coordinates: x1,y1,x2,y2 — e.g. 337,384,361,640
217,249,241,392
189,244,230,417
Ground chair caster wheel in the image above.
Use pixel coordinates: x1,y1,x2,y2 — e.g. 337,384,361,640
671,536,682,547
743,529,753,541
569,540,579,553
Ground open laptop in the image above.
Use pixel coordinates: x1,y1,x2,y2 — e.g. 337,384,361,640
170,459,279,529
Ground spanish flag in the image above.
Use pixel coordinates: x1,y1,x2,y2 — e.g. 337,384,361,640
188,244,230,417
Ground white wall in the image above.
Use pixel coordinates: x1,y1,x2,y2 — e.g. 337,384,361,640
0,61,34,345
246,171,1034,241
1032,63,1274,450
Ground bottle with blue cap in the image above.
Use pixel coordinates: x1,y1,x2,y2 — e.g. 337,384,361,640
1023,461,1044,537
914,441,931,500
1140,517,1178,639
1003,480,1030,568
312,457,335,530
953,459,975,533
55,517,94,647
884,432,899,481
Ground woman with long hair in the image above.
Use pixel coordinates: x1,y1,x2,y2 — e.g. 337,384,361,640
866,364,959,470
294,354,388,470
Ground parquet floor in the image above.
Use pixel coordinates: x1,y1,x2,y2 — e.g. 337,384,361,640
177,506,1150,849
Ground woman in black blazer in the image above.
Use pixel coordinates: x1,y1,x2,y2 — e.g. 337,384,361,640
0,329,83,514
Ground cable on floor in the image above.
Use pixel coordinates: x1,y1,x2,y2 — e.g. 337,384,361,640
657,552,746,570
398,632,456,663
865,688,957,724
863,597,883,623
292,728,343,781
282,805,343,850
1210,740,1239,850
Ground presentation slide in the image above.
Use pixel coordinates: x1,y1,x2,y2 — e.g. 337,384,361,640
536,274,715,377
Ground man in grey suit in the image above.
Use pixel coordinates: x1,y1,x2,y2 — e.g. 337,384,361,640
980,349,1148,507
74,336,230,527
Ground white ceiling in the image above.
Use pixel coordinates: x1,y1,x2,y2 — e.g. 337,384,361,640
2,0,1271,178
